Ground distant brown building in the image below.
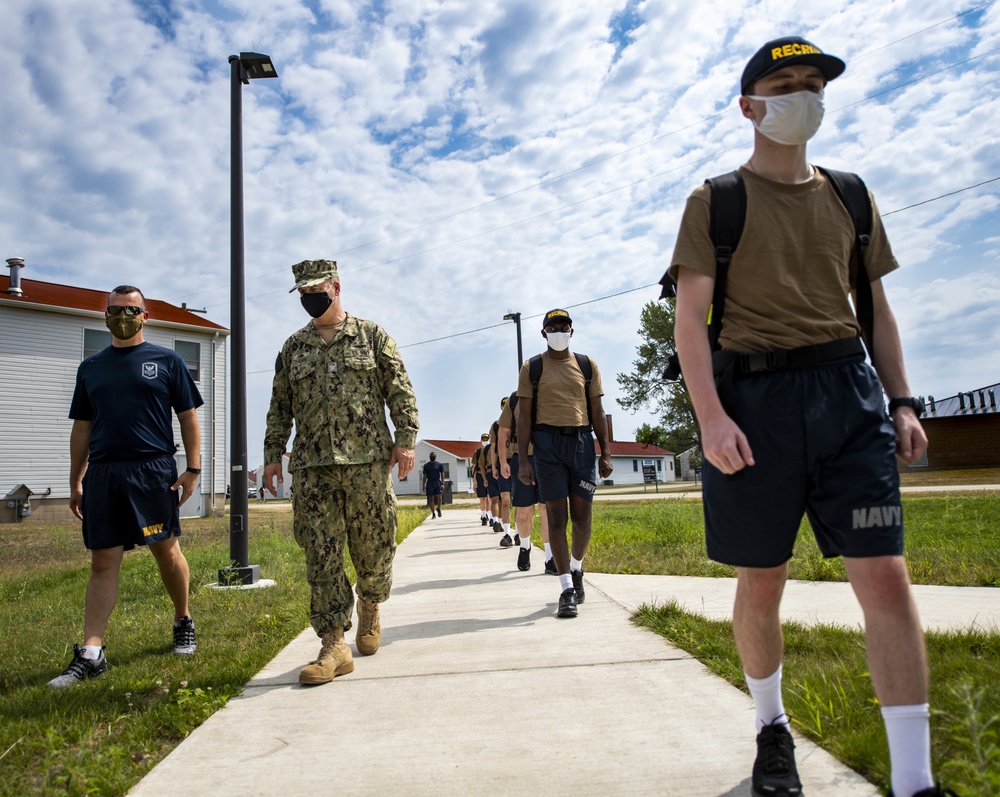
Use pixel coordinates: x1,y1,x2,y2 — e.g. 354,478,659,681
904,384,1000,470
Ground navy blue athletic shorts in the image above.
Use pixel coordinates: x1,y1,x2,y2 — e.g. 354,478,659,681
81,455,182,551
497,463,512,494
474,474,488,498
425,483,442,497
510,454,546,507
703,356,904,568
486,471,500,498
532,428,597,503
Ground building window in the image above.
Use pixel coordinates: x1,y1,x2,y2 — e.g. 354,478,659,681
443,463,450,478
633,459,638,472
83,329,112,359
175,340,201,382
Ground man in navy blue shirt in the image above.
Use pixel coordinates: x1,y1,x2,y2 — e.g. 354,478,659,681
49,285,204,688
422,451,445,517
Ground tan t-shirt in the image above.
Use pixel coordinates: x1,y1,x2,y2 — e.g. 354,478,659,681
668,166,898,352
488,419,513,462
498,396,532,456
517,351,604,427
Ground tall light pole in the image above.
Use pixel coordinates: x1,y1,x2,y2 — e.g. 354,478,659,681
503,312,523,374
220,51,278,586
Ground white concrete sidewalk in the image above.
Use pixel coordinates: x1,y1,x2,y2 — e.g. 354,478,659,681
127,507,1000,797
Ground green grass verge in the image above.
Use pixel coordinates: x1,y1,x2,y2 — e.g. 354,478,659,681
0,506,425,797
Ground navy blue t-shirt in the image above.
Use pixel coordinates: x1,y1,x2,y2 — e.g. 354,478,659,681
423,460,444,487
69,341,204,462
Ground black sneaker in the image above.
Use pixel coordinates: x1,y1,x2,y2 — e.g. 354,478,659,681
173,616,197,655
491,520,504,534
437,509,442,517
48,645,108,688
499,533,513,548
751,722,801,797
571,569,585,604
517,546,531,571
557,588,578,618
513,533,520,546
889,787,959,797
481,516,488,526
544,558,557,575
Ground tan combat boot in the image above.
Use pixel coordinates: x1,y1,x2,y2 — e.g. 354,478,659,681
356,600,381,656
299,627,354,685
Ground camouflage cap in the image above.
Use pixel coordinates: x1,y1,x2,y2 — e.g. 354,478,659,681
289,259,339,293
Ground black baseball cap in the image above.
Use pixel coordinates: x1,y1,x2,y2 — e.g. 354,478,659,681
741,36,845,96
542,308,572,329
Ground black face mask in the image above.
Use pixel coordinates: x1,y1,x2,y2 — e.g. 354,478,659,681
300,292,333,318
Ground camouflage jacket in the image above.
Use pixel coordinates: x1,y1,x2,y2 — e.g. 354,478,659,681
264,315,419,470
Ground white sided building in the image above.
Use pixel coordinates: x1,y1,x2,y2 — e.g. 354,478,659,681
0,261,229,522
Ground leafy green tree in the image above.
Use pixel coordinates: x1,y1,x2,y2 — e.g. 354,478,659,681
616,300,700,456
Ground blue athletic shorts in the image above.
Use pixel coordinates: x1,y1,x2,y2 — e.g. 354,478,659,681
531,428,597,503
486,471,500,498
474,474,488,498
703,356,904,568
497,464,512,494
510,454,546,507
425,483,442,497
81,456,182,551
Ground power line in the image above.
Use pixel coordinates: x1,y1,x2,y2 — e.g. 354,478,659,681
882,176,1000,216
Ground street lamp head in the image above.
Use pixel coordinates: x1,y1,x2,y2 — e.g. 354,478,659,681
234,51,278,84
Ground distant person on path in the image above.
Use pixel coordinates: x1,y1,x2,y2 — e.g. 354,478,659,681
472,433,492,526
498,391,553,573
422,451,445,517
670,37,946,797
516,309,612,618
489,400,515,547
264,260,418,685
50,285,203,688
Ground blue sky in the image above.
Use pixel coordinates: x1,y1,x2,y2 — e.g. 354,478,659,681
2,0,998,466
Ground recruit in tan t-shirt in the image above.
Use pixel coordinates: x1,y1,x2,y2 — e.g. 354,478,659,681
668,166,898,353
517,351,604,428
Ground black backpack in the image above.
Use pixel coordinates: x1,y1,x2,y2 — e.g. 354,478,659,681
659,167,874,381
522,353,595,430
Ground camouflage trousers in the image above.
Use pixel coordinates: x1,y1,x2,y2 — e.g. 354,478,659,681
292,461,397,635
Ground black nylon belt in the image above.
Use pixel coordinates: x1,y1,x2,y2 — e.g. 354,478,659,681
534,424,592,435
712,337,864,378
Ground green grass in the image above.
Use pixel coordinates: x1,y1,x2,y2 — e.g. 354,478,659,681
584,494,1000,586
0,506,425,797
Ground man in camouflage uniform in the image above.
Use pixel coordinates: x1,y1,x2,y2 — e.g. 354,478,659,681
264,260,418,685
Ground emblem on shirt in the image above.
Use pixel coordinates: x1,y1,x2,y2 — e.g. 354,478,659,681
142,363,158,379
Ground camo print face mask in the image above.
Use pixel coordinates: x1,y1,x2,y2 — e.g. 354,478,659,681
105,314,144,340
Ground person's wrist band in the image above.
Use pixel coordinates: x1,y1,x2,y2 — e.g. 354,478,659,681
186,467,201,474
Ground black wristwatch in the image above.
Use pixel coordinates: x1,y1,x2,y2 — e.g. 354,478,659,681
888,397,925,418
186,467,202,474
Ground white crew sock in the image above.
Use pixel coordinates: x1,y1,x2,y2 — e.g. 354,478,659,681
745,665,789,734
520,535,531,550
559,573,573,592
81,645,103,661
569,556,583,572
544,543,552,560
503,523,511,534
882,704,934,797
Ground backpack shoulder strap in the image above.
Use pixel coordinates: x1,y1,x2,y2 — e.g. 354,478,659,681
816,166,874,361
705,170,746,351
528,355,543,430
574,353,595,430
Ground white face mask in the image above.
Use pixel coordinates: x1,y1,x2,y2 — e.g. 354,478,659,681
545,332,571,352
748,89,824,146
